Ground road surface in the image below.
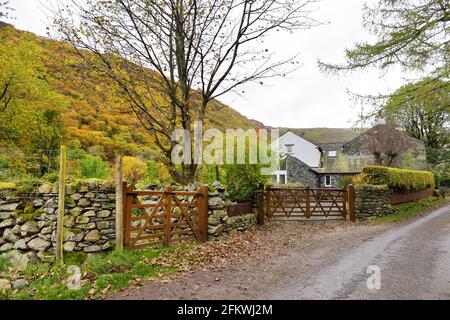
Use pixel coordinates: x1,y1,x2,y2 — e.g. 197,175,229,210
109,203,450,300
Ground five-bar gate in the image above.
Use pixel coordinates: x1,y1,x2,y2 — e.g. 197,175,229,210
122,184,209,249
258,186,356,222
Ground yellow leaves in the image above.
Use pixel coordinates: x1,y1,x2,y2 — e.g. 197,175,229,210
122,156,147,185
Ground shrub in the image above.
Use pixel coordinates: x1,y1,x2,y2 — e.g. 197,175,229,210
224,164,268,202
144,161,172,186
338,176,354,188
360,166,435,192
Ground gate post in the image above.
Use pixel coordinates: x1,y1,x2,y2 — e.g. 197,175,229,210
257,187,265,226
163,186,173,247
197,186,209,242
348,184,356,222
115,155,124,251
122,182,132,249
305,187,311,218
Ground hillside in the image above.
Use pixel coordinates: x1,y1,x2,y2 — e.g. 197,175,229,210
0,23,258,161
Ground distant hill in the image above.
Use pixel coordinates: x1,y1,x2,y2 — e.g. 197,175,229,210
0,23,258,161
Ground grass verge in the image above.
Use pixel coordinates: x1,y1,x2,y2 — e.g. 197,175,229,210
0,243,195,300
369,197,449,224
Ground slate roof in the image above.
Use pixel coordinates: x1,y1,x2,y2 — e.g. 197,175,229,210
278,128,366,145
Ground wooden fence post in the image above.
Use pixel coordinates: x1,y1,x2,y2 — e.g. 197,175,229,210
197,186,209,242
305,187,311,218
122,182,131,249
55,145,67,263
257,191,265,226
348,184,356,222
115,155,124,251
163,186,173,247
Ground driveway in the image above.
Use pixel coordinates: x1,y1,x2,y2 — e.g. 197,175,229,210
108,204,450,300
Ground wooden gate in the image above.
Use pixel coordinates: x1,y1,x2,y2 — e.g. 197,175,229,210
258,186,355,222
123,184,209,249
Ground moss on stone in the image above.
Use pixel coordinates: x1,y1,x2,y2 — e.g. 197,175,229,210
23,204,35,214
0,182,16,190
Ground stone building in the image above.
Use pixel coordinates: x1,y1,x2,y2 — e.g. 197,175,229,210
273,125,427,188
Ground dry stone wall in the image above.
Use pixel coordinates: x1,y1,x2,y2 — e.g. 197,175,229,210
0,181,257,267
207,184,256,240
0,181,116,266
355,184,393,219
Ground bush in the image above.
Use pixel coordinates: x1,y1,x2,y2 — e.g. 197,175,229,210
338,176,354,188
360,166,435,192
144,161,172,186
224,164,268,202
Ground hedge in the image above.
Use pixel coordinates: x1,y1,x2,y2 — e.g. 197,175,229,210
360,166,435,192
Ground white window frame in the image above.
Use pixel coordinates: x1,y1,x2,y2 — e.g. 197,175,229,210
285,144,294,154
324,175,332,187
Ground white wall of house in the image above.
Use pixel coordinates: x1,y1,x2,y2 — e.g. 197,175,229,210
273,131,322,168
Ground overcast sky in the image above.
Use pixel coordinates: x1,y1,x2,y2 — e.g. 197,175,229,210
5,0,416,128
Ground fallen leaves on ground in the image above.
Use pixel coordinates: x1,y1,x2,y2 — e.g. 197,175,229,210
147,221,356,281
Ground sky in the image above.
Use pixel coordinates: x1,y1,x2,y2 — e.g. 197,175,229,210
4,0,417,128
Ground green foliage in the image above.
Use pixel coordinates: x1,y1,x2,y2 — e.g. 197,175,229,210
427,148,450,188
224,163,268,202
360,166,435,192
144,160,172,185
194,165,222,185
354,184,389,191
84,250,141,276
41,171,59,183
0,24,257,181
3,245,189,300
321,0,449,110
79,154,110,179
338,176,354,188
384,79,449,149
370,197,448,224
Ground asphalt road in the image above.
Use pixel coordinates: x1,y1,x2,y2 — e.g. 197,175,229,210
109,204,450,300
271,204,450,300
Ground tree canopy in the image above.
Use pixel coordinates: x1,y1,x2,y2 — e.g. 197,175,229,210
320,0,449,113
383,78,449,149
52,0,319,183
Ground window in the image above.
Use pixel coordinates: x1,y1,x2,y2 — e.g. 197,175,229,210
285,144,294,153
325,175,332,187
328,151,337,157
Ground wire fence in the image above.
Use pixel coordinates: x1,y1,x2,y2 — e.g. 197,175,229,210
0,146,115,197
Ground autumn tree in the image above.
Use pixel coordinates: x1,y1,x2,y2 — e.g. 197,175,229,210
320,0,450,116
383,78,449,149
362,121,412,167
52,0,319,184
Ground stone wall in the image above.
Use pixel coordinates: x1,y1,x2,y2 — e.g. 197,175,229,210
0,181,116,266
0,181,257,267
286,155,319,187
207,183,257,240
355,184,393,219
